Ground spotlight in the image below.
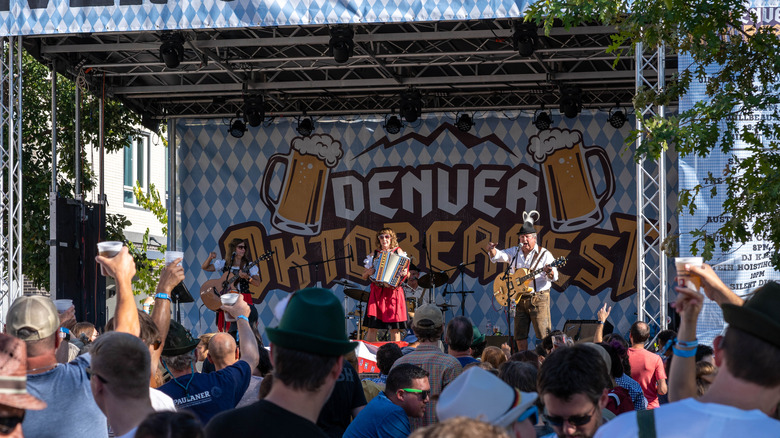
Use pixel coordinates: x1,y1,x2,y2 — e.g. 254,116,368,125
229,113,246,138
559,86,582,119
159,33,184,69
400,90,422,123
384,114,403,135
608,104,627,129
330,26,355,64
297,115,314,137
533,110,552,130
455,113,474,132
243,94,265,128
513,22,538,57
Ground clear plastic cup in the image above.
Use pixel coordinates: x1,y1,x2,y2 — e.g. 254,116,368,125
165,250,184,266
220,293,241,322
96,241,124,276
53,299,73,313
675,257,704,291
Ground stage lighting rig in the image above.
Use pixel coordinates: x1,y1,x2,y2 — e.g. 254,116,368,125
330,26,355,64
243,94,265,128
297,114,315,137
608,104,627,129
455,113,474,132
384,113,403,135
400,90,423,123
559,86,582,119
159,33,185,69
513,22,538,57
229,112,247,139
533,110,552,130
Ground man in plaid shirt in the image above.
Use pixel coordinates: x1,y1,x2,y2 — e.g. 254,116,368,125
391,304,462,431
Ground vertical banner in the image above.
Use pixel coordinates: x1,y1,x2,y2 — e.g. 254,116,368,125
678,1,780,345
177,111,676,342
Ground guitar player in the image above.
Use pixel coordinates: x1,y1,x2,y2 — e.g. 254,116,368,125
486,215,558,352
201,238,261,331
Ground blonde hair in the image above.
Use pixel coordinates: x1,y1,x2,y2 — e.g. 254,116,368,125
481,346,507,369
374,228,399,251
409,417,511,438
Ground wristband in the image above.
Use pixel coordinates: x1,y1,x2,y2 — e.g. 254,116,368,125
597,321,605,325
155,292,171,301
672,346,697,358
236,315,249,323
676,339,698,348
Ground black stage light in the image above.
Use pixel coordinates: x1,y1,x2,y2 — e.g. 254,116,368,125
560,86,582,119
244,94,265,128
455,113,474,132
330,26,355,64
400,90,422,123
385,114,403,134
297,116,314,137
608,105,627,129
229,113,246,139
533,110,552,130
513,23,538,57
159,33,184,69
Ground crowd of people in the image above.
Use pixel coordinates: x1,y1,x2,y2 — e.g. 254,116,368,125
1,243,779,438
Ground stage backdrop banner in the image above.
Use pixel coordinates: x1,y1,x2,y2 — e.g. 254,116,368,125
176,110,678,342
0,0,528,37
678,1,780,345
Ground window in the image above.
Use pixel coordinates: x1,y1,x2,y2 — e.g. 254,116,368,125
124,133,150,204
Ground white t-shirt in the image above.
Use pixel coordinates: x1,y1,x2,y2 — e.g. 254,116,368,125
150,387,177,412
595,398,780,438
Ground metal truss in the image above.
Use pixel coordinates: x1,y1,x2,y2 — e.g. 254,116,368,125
24,20,673,119
635,42,668,330
0,37,24,325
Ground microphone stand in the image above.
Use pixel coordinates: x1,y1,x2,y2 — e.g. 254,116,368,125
453,261,476,316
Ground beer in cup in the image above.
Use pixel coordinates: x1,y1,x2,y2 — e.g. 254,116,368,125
53,299,73,313
165,250,184,266
220,293,241,322
96,241,124,276
675,257,704,291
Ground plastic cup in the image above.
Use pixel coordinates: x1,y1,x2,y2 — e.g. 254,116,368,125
675,257,703,291
165,250,184,267
97,241,124,276
53,299,73,313
220,293,241,322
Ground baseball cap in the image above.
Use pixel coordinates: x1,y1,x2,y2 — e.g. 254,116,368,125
6,296,61,341
412,304,443,329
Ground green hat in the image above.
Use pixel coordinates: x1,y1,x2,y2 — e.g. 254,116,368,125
471,325,485,347
266,288,356,356
722,281,780,348
162,320,200,357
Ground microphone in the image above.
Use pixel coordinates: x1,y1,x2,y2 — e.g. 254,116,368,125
422,231,427,250
232,252,236,256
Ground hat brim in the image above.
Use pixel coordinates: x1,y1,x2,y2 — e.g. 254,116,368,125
162,337,200,357
493,390,538,428
267,327,357,356
722,303,780,348
0,392,47,411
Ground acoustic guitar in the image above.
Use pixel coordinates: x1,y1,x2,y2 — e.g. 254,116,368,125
492,257,567,307
200,250,274,311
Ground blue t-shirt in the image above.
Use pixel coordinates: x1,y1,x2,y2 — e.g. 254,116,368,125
456,356,479,367
25,353,109,438
343,392,410,438
159,360,251,425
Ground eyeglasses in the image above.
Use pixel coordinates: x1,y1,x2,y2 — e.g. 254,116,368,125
378,234,391,240
0,412,25,435
85,367,109,384
517,405,538,425
545,405,597,427
401,388,430,400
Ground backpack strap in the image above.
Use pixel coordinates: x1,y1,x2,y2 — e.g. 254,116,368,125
636,408,657,438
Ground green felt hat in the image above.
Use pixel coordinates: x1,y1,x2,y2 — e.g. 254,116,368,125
266,288,356,356
722,281,780,348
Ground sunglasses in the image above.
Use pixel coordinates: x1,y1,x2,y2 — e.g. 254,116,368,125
85,367,109,384
237,245,246,249
545,405,597,427
0,412,24,435
378,234,392,239
517,405,538,425
402,388,430,400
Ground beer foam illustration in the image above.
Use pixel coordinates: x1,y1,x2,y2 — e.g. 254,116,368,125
527,128,582,163
291,134,344,168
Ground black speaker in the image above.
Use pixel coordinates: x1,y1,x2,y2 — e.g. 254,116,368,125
486,335,513,348
562,319,613,344
54,197,106,328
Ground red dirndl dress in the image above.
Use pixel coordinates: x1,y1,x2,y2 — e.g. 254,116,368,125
364,248,408,330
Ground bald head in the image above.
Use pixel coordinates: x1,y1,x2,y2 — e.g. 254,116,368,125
630,321,650,345
207,333,238,370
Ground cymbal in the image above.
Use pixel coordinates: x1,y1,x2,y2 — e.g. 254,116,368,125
437,303,458,310
419,272,448,289
334,278,359,288
344,288,370,302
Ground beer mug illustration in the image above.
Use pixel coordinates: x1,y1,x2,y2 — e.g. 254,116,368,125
527,128,615,232
260,134,343,236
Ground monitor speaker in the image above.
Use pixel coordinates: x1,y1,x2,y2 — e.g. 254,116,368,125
562,319,614,344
